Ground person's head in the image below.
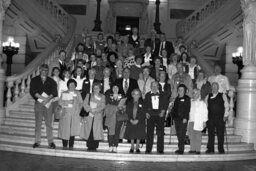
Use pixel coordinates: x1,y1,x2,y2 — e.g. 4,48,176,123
177,36,184,44
76,59,85,68
90,54,96,62
177,63,184,74
190,56,197,65
211,82,219,94
97,33,104,41
123,68,130,79
84,36,92,44
62,70,71,80
151,81,159,93
111,43,117,51
171,53,179,62
40,64,49,79
159,71,166,82
106,36,114,45
59,50,66,61
111,84,119,94
122,35,129,44
114,32,120,41
146,45,152,53
139,38,145,47
101,52,107,62
51,67,60,77
92,82,101,94
143,67,150,78
128,48,134,57
88,68,96,79
178,84,187,97
96,49,102,56
116,59,123,68
154,57,162,67
214,65,222,75
197,70,205,81
161,49,168,58
76,43,85,52
135,56,143,65
96,57,102,66
108,52,118,63
160,33,166,42
103,67,111,78
181,52,189,62
132,27,138,35
74,66,83,77
67,79,77,91
132,89,141,102
192,88,200,100
179,45,187,53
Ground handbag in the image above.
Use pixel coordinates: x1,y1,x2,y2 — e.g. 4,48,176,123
116,108,128,122
80,94,91,117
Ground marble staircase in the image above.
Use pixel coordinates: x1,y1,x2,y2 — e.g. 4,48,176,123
0,97,256,162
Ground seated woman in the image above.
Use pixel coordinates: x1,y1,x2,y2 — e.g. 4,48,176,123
58,79,83,150
124,89,146,153
104,84,126,153
81,82,106,151
188,88,208,154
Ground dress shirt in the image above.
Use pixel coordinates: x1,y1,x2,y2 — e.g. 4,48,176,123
89,79,94,93
104,77,110,93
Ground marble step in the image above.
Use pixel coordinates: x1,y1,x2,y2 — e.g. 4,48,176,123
0,141,255,162
0,125,242,143
0,133,252,153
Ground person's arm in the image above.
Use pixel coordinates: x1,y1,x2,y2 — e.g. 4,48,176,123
92,95,106,113
83,94,91,112
183,97,191,121
223,93,230,120
50,80,58,99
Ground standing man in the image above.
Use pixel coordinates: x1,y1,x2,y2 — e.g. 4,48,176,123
158,33,174,58
115,68,139,101
101,67,113,94
29,64,57,149
205,82,229,154
144,81,168,154
81,68,99,100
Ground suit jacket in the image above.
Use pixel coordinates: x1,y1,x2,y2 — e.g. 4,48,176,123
158,41,174,58
128,35,140,48
81,78,100,100
100,77,114,94
159,82,172,99
114,78,139,100
143,91,169,116
145,38,160,55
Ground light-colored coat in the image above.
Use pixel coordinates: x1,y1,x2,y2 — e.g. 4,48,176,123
189,100,208,131
58,90,83,140
80,93,105,140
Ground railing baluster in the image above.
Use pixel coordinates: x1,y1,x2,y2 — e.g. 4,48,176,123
25,75,31,93
13,80,20,102
6,81,13,107
20,78,26,97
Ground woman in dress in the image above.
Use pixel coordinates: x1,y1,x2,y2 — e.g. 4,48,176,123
82,82,106,151
104,84,125,153
58,79,83,150
124,89,146,153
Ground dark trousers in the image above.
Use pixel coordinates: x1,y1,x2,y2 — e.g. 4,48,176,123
207,119,225,152
146,115,165,152
62,136,75,147
108,121,123,147
87,118,99,149
174,119,188,152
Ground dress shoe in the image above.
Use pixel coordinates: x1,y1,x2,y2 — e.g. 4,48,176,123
188,150,196,154
195,151,201,155
157,151,164,154
205,149,214,154
69,147,74,150
175,150,184,154
136,149,140,153
62,147,68,150
33,143,40,148
48,143,56,149
145,150,151,154
129,149,134,153
218,150,225,154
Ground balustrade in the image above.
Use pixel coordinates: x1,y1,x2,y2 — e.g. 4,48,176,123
177,0,228,36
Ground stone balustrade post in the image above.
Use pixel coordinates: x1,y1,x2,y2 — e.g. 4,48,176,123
235,0,256,145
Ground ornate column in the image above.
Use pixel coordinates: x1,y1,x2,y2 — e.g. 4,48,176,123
153,0,162,34
235,0,256,145
92,0,102,32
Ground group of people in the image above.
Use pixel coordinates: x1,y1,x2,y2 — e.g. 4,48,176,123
29,28,231,155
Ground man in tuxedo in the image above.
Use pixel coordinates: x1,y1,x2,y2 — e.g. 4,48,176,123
144,81,169,154
101,67,113,94
115,68,139,101
81,68,99,100
158,33,174,58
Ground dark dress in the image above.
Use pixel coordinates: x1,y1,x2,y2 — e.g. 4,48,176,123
124,99,146,140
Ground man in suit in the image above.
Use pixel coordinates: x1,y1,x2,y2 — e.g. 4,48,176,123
158,33,174,58
159,70,171,99
49,50,69,78
150,57,166,81
115,68,139,101
144,81,169,154
101,67,113,94
81,68,99,100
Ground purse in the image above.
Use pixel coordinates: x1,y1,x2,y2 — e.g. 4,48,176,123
80,94,91,117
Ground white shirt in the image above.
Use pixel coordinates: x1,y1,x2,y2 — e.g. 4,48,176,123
58,78,69,97
188,64,200,80
89,79,94,93
208,74,230,93
73,76,85,91
104,77,110,93
123,78,130,92
142,53,152,67
159,82,165,92
151,91,160,109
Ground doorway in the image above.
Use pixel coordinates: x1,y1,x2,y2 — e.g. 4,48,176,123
116,16,139,36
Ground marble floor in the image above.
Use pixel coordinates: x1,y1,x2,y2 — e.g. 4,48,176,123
1,151,256,171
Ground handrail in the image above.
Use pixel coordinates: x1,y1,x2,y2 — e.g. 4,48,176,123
176,0,228,37
4,1,76,107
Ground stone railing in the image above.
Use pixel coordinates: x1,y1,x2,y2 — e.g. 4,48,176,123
36,0,69,29
176,0,228,36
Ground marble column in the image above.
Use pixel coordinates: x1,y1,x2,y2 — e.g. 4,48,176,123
235,0,256,145
153,0,162,34
0,0,11,124
92,0,102,32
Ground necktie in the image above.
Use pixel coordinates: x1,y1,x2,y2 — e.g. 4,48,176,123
124,79,128,94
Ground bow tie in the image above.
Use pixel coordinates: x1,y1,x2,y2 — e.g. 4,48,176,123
151,92,159,96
